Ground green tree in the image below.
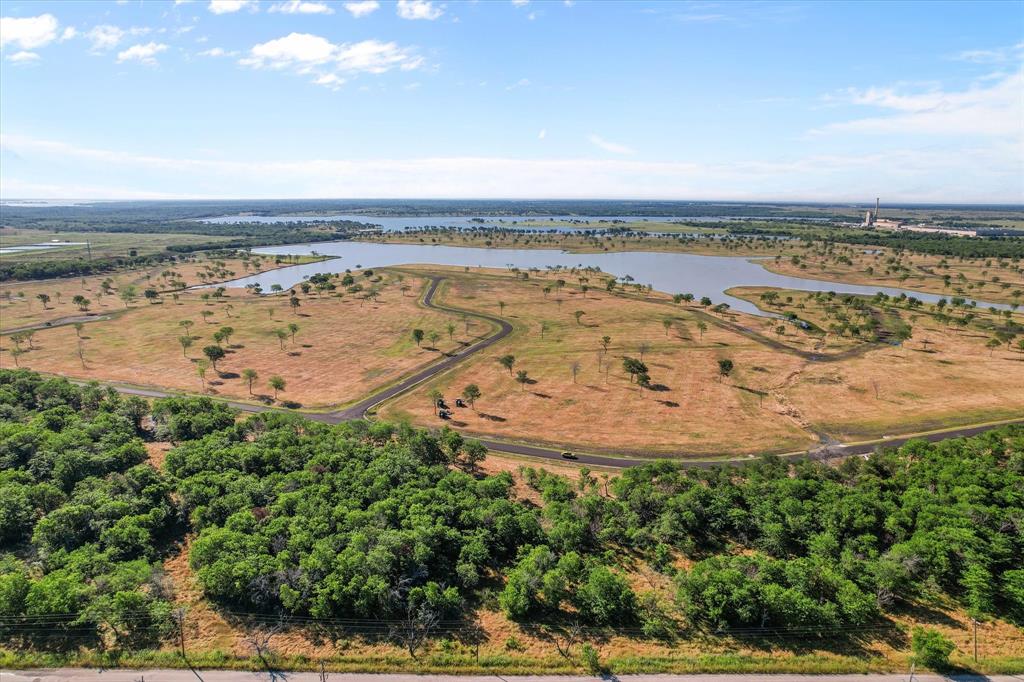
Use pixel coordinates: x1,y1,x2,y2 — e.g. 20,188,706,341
717,358,734,382
36,293,51,309
268,375,286,400
446,322,456,341
911,627,955,670
428,389,443,415
288,323,299,345
498,354,516,375
203,345,226,371
412,329,425,347
516,370,530,391
275,329,288,350
178,335,193,357
697,321,707,339
462,384,481,408
242,368,258,395
428,330,441,348
574,310,585,325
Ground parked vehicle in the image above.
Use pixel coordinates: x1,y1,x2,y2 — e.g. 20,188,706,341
560,451,577,460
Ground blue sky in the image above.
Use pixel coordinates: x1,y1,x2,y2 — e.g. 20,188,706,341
0,0,1021,202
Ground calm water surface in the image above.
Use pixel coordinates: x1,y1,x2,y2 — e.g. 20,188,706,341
219,240,1007,317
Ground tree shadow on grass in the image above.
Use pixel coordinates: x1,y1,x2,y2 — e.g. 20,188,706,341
532,392,552,399
478,412,507,422
218,371,240,379
658,400,680,407
287,351,302,357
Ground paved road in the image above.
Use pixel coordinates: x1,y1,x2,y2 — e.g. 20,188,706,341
55,275,1024,470
5,671,1021,682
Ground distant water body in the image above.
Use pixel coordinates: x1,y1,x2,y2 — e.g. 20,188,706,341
213,240,1009,317
198,213,832,232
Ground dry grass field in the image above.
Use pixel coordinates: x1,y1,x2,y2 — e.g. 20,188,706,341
761,242,1024,305
0,253,317,331
380,267,1023,455
1,269,474,409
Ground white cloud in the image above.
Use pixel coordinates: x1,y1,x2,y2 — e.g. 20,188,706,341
6,51,40,63
3,133,1020,202
343,0,379,18
954,42,1024,64
60,27,77,41
505,78,530,90
198,47,236,57
0,14,59,50
116,42,168,65
511,0,529,6
538,128,546,140
588,134,634,155
269,1,334,14
240,33,423,87
815,71,1024,138
314,73,344,89
397,0,443,20
208,0,257,14
86,25,125,51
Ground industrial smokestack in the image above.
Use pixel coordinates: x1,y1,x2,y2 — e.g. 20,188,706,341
875,197,879,218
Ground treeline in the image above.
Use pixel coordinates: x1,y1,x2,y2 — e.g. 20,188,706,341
827,232,1024,259
0,253,181,283
0,368,1021,655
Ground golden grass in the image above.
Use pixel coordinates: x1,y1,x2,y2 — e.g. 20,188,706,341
380,267,1023,455
1,270,471,409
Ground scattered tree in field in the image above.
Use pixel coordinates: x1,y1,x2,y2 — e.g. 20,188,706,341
268,375,286,400
218,326,234,346
180,320,194,334
72,295,90,311
144,289,160,303
498,301,507,315
288,323,299,345
601,336,611,353
673,294,684,304
498,354,516,375
622,357,648,383
700,296,712,308
428,330,441,348
179,336,193,357
200,310,213,324
1017,338,1024,356
290,296,301,314
412,329,425,347
662,318,673,336
638,341,651,360
542,286,551,298
196,360,209,390
203,345,226,371
275,329,288,350
242,368,258,395
10,347,23,366
775,325,786,337
697,321,707,339
36,293,51,309
446,322,456,341
428,389,443,415
213,330,226,347
570,361,581,384
73,322,84,338
515,370,530,391
540,321,550,339
224,304,234,318
76,339,87,369
120,286,138,308
717,358,734,382
986,338,1002,356
462,384,481,408
574,310,585,325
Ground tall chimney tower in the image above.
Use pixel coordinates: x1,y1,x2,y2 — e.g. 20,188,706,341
875,197,880,219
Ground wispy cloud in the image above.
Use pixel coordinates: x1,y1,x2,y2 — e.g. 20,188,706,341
269,1,334,15
588,134,634,155
538,128,546,140
505,78,530,90
813,71,1023,138
6,51,41,63
4,133,1019,202
953,42,1024,64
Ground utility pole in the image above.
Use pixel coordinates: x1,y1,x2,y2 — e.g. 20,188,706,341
973,618,978,663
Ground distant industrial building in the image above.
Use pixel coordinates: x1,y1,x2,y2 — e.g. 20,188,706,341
862,198,978,237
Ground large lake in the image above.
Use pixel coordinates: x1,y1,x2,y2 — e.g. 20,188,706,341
200,213,831,232
220,240,1006,317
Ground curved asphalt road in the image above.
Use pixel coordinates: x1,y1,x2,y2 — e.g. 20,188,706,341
57,275,1024,470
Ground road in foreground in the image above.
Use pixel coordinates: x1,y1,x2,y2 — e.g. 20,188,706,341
5,672,1022,682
